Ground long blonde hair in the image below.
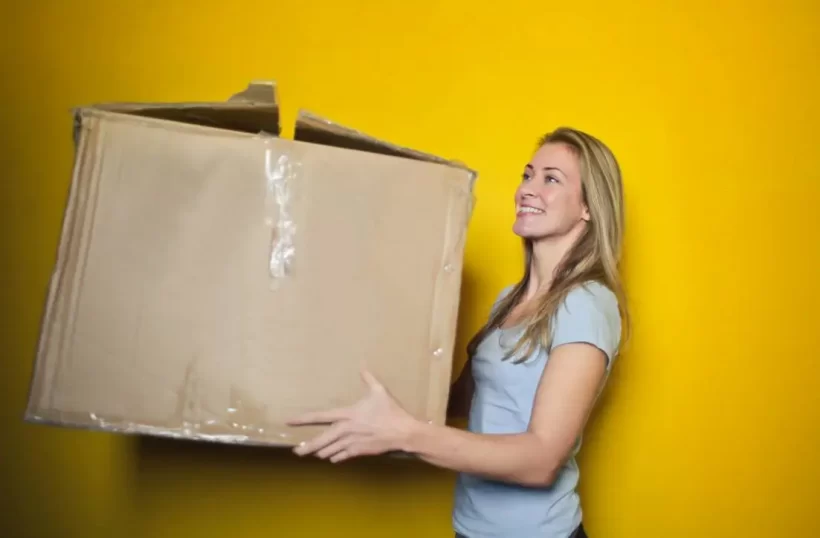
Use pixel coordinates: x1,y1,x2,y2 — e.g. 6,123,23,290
467,127,629,363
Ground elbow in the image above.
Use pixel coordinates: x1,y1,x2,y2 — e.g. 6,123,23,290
516,458,561,488
514,433,570,487
519,439,565,487
532,463,560,488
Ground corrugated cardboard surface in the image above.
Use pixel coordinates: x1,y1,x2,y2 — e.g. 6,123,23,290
26,94,475,448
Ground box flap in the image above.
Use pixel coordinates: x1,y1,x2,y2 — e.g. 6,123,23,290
294,110,476,184
78,81,280,136
227,81,277,105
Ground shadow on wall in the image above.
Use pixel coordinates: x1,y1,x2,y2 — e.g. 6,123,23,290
575,234,637,495
134,434,449,483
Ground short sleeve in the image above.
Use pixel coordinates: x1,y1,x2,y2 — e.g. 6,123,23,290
550,282,622,368
488,285,515,318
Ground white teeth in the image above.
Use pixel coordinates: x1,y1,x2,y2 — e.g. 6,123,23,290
518,207,544,214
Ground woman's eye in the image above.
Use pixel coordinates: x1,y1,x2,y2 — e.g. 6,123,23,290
521,173,531,182
546,175,559,183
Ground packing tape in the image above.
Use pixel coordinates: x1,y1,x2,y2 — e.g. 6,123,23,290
263,144,300,282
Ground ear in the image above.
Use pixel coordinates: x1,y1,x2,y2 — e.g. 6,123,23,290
581,203,591,222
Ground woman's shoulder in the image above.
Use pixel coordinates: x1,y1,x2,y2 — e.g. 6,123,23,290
559,280,621,328
564,280,619,310
490,281,618,313
488,284,517,312
553,280,622,361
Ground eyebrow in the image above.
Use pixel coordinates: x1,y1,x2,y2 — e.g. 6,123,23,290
544,166,566,177
525,164,566,177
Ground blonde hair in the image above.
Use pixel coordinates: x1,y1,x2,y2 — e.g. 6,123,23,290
467,127,629,363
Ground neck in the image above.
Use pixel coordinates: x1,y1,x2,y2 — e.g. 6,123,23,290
525,226,585,298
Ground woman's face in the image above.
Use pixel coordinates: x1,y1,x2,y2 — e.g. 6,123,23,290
512,142,589,241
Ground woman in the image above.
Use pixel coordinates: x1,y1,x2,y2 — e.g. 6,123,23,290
288,126,628,538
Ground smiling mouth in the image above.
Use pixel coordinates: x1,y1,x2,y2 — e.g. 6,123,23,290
517,206,544,215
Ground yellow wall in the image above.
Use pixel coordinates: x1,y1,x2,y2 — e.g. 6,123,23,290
2,1,818,536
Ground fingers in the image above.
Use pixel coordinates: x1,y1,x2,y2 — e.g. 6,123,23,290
318,436,378,463
330,448,354,464
316,435,355,460
359,364,383,391
293,421,349,456
328,438,385,463
294,430,389,463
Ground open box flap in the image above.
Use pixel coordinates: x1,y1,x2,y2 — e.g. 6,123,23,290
74,81,281,137
294,110,476,183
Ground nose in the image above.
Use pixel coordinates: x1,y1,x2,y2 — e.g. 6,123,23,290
518,182,536,200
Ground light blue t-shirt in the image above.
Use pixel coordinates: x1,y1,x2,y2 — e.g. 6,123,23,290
452,281,622,538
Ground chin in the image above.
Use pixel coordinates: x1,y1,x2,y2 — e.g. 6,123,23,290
512,225,545,240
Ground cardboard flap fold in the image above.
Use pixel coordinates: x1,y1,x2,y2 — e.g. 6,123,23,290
80,81,280,136
294,110,475,179
228,81,277,105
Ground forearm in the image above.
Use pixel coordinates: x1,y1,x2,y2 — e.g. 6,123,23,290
402,421,559,487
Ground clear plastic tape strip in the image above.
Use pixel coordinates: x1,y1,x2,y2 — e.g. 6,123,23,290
264,145,300,280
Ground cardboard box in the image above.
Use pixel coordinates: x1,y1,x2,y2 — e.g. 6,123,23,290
25,81,476,447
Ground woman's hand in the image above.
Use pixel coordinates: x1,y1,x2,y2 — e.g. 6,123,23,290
286,367,421,463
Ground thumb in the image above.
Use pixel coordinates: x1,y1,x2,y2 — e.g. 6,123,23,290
360,363,383,391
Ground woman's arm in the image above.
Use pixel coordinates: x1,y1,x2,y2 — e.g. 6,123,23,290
288,342,607,488
403,342,606,486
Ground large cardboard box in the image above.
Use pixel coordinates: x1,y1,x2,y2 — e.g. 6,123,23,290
25,81,476,447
